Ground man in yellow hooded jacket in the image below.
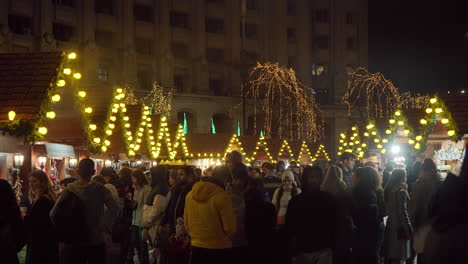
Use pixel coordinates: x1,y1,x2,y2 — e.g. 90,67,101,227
184,165,236,264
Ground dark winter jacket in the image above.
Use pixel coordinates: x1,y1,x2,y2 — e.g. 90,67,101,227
161,182,194,232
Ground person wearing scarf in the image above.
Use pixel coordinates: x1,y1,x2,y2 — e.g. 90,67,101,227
272,170,301,225
142,166,171,245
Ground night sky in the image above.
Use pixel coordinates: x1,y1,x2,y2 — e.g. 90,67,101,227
369,0,468,94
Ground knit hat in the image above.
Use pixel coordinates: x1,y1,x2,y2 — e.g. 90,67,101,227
282,170,296,185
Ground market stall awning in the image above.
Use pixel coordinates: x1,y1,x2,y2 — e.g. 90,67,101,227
185,133,232,158
33,143,76,158
0,52,63,122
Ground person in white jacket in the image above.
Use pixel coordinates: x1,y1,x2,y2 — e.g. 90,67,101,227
142,166,171,248
272,170,301,225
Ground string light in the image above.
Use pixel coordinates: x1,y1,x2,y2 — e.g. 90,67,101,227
8,111,16,121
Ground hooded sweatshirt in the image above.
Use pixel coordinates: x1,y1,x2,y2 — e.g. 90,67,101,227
184,181,236,249
52,181,118,245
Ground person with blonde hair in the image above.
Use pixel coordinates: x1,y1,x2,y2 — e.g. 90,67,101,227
24,170,58,264
321,165,354,264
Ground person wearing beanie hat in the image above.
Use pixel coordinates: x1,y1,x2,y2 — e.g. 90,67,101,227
272,171,301,225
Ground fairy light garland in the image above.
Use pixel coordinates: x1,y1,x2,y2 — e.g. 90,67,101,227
312,144,330,162
222,134,249,162
250,136,274,162
297,141,313,162
277,140,296,162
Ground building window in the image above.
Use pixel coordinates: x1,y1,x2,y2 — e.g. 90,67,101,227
241,50,259,67
346,12,353,24
287,56,297,69
312,64,327,76
174,75,185,92
287,28,296,43
206,48,224,63
346,37,355,50
246,0,257,10
241,23,257,39
212,113,232,133
170,11,189,28
134,4,154,22
137,69,152,90
205,17,224,34
135,38,153,55
313,8,329,23
53,23,74,41
172,42,189,59
287,0,296,16
95,31,114,47
95,0,113,15
314,35,329,49
97,68,109,82
53,0,75,7
209,78,225,96
8,15,32,35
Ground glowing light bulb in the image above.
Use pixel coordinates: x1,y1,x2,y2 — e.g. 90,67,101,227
73,73,82,79
57,79,66,87
106,130,112,135
398,121,404,126
435,108,443,113
366,124,374,129
389,119,395,124
8,111,16,121
408,139,415,144
93,138,101,143
430,98,437,104
117,88,123,93
84,107,93,113
395,111,401,116
385,129,391,134
415,135,422,141
110,116,116,122
46,111,56,119
381,149,387,154
101,146,107,152
374,138,380,143
125,123,130,128
382,139,388,143
68,52,77,59
420,119,427,125
51,94,61,102
104,140,111,146
364,132,369,137
38,127,48,135
124,116,129,121
371,131,377,135
78,91,86,97
352,127,357,131
377,144,383,149
403,129,410,134
63,68,71,75
447,130,455,136
415,143,421,150
426,108,433,114
89,124,97,130
108,123,115,129
441,118,449,124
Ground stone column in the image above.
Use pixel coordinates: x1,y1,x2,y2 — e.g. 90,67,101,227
192,0,208,94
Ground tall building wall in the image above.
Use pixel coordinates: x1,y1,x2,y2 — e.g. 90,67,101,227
0,0,367,143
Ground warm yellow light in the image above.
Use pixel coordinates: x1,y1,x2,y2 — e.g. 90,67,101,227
374,138,380,143
435,108,443,113
125,123,130,128
104,140,111,146
415,143,421,150
398,121,404,126
381,149,387,154
340,133,345,138
420,119,427,125
389,119,395,124
355,140,360,144
357,148,362,151
63,68,71,75
68,52,77,59
338,152,342,156
430,97,437,104
57,79,66,87
353,133,358,137
350,137,355,140
415,135,422,141
338,146,343,150
78,91,86,97
161,116,167,122
110,116,116,122
441,118,449,124
395,111,401,116
366,124,374,129
108,123,115,129
385,129,391,134
73,73,82,79
408,139,415,144
371,131,377,136
93,138,101,143
84,107,93,113
124,116,129,121
122,108,127,112
106,130,112,135
382,139,388,143
46,111,56,119
349,142,354,146
89,124,97,130
101,146,107,152
38,127,48,135
51,94,61,102
364,132,370,137
403,129,410,134
112,108,118,113
113,103,119,109
447,130,455,136
339,139,344,143
119,103,125,108
128,136,133,141
117,88,123,93
426,108,433,114
377,144,383,149
8,111,16,121
352,126,357,131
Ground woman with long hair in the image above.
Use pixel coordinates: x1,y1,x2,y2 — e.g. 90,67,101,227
352,167,382,264
128,170,151,264
272,170,301,225
384,169,413,264
321,165,354,264
24,170,58,264
409,158,442,262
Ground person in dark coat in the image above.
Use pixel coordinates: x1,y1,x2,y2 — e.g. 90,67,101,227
24,170,58,264
0,179,26,264
285,166,339,264
244,188,277,264
352,167,382,264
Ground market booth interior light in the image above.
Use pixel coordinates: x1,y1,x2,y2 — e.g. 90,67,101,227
13,153,24,168
391,145,401,154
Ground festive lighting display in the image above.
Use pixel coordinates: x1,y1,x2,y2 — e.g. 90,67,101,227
8,111,15,121
243,62,322,141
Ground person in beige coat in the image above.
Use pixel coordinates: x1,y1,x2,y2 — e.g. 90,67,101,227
142,166,171,249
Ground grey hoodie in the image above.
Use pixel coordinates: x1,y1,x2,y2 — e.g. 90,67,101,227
51,181,118,245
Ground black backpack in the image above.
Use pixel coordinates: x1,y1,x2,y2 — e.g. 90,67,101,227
51,191,89,243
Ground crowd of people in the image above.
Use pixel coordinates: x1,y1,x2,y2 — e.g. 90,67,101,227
1,150,467,264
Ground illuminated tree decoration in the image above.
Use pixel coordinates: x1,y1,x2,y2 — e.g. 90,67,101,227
237,121,241,137
141,83,173,117
183,112,188,134
211,118,216,134
244,62,322,141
